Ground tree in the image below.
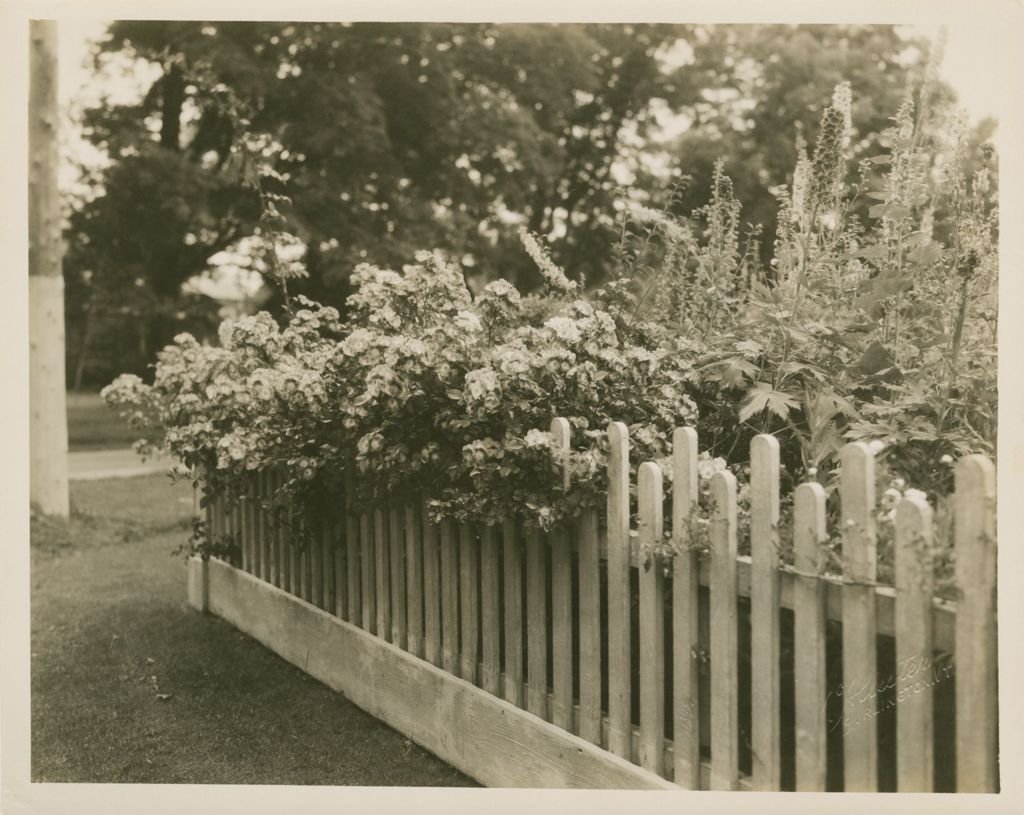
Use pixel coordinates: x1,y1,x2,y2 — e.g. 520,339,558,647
30,19,69,516
65,21,694,386
658,25,965,265
65,23,950,387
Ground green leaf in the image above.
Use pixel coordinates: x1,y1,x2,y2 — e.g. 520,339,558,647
739,383,800,424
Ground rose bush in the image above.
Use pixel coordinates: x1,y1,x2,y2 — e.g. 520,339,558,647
103,243,699,533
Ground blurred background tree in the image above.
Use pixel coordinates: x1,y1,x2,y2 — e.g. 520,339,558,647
63,22,990,388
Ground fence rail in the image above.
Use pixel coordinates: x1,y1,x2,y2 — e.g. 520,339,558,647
206,420,997,792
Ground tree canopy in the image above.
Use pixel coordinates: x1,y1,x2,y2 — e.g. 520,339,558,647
65,22,969,387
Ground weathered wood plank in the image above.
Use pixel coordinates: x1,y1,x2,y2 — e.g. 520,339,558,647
460,524,480,684
749,434,781,790
550,417,573,732
793,481,828,792
638,461,665,776
606,421,632,760
268,473,280,587
480,525,501,696
577,507,601,744
839,442,878,791
390,507,406,650
406,503,424,659
258,472,271,583
423,501,442,667
375,506,391,641
332,521,345,619
502,518,524,707
672,426,700,788
204,559,678,790
360,511,375,635
439,518,459,674
709,469,739,790
526,527,548,720
344,472,359,623
311,513,324,609
954,454,998,793
895,493,934,792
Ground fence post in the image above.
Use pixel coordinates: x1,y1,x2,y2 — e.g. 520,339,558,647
406,503,424,659
672,426,700,788
895,492,934,792
709,469,739,791
502,518,524,706
440,518,459,674
750,434,781,790
839,441,878,791
955,454,997,792
480,525,501,695
390,508,406,649
459,524,480,684
577,503,601,744
606,422,632,760
525,525,548,720
344,471,360,623
423,501,442,666
792,481,828,791
638,461,666,776
550,417,573,731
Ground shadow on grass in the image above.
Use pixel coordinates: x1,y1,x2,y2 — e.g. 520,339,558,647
30,475,477,786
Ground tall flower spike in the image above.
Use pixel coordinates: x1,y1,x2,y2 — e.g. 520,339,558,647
831,81,853,150
518,227,577,294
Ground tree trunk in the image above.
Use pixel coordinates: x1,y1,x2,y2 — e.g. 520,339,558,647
29,20,69,516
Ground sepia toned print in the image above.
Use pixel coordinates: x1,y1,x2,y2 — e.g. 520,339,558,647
28,18,999,794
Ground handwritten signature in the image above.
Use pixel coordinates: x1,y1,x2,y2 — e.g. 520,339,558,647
827,653,954,736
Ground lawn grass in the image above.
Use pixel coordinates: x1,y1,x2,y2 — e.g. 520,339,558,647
30,475,476,786
66,391,158,452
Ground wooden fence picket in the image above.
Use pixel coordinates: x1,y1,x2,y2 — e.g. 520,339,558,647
502,518,524,707
440,518,459,674
390,508,406,649
268,472,280,587
606,421,632,760
955,455,998,792
750,434,781,790
459,524,479,684
709,469,739,791
277,473,290,591
895,493,934,792
577,505,601,744
258,472,270,583
344,473,359,623
638,461,666,776
375,506,391,641
202,427,997,794
839,442,878,791
406,503,424,659
672,426,701,788
360,511,375,635
526,527,548,720
550,418,573,732
792,481,828,791
423,501,441,667
329,517,343,618
480,525,501,695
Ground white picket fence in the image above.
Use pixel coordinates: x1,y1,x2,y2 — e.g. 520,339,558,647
206,419,997,792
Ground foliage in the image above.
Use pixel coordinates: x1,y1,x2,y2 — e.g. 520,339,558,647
66,23,953,387
608,78,997,503
103,236,698,532
67,21,700,386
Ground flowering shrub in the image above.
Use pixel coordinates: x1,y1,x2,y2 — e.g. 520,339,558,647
104,244,698,533
607,80,997,506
